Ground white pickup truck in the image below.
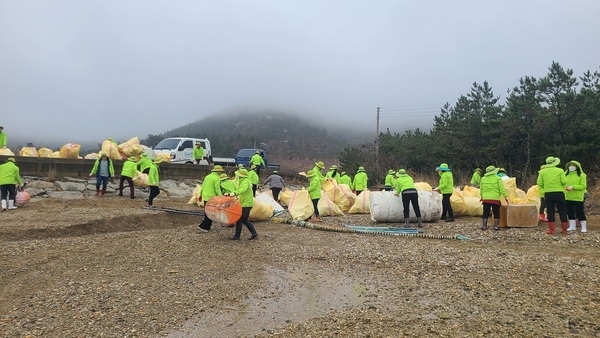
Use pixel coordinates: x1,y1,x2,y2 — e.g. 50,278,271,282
153,137,235,166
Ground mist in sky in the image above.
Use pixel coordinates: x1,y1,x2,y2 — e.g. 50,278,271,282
1,0,599,147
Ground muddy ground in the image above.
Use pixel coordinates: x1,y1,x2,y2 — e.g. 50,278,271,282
1,195,599,338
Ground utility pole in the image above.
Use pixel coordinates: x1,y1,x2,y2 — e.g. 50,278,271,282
376,107,380,175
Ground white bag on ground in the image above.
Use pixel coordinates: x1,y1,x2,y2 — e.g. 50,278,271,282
255,193,285,214
370,191,442,223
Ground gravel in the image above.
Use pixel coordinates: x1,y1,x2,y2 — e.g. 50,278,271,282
1,194,599,337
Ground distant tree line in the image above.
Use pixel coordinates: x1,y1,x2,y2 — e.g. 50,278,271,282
340,62,600,186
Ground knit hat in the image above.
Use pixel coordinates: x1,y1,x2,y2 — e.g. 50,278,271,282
545,156,560,167
212,165,224,172
436,163,450,171
237,169,248,178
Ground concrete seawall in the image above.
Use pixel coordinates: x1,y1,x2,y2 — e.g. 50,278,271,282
0,156,299,182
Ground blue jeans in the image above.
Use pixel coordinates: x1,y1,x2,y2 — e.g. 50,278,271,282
95,176,109,191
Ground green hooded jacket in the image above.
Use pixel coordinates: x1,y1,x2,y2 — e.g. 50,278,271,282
339,173,352,187
393,173,415,194
0,161,22,185
326,170,340,183
537,166,566,194
251,153,265,167
480,171,508,201
308,175,322,199
0,130,6,148
221,179,236,194
147,163,160,187
193,146,204,160
234,177,254,207
312,165,325,182
121,158,138,178
564,160,586,202
136,155,153,172
90,158,115,177
384,173,396,187
353,172,368,191
248,169,259,185
470,170,482,186
201,171,223,201
437,171,454,194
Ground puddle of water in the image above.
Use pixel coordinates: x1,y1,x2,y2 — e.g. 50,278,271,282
165,266,365,337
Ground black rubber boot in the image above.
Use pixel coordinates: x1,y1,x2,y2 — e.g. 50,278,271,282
231,222,242,240
417,217,422,228
493,219,500,231
403,218,410,228
481,218,488,230
246,222,258,240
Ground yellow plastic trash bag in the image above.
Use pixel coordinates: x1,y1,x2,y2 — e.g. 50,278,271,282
287,188,314,220
450,187,465,216
133,171,149,188
249,199,274,221
154,153,171,163
19,147,38,157
318,192,344,216
0,147,15,156
37,148,53,157
118,137,144,158
414,182,433,191
278,188,293,206
59,143,81,159
349,190,371,214
84,153,99,160
463,185,481,198
336,183,356,212
463,196,483,216
526,185,541,207
188,184,202,206
101,139,122,160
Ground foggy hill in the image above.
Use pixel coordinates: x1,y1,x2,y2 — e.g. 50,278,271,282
141,110,354,170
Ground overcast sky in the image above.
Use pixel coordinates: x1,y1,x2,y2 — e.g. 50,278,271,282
1,0,599,147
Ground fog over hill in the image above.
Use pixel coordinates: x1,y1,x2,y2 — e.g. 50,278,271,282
7,107,434,165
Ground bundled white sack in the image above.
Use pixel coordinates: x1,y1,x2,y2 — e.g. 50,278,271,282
255,193,285,214
370,191,442,223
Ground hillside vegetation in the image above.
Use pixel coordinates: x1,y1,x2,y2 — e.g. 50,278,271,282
141,111,350,172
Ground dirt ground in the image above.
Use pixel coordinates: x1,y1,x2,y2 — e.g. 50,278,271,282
1,194,600,338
